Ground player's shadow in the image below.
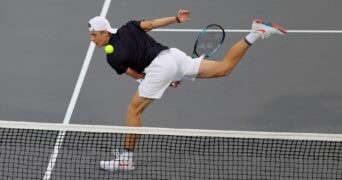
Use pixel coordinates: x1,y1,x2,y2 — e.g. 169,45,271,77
245,93,342,133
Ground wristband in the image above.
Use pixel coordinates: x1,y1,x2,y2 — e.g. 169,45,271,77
176,16,181,23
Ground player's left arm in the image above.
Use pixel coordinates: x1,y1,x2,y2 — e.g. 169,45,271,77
125,67,145,80
140,9,190,32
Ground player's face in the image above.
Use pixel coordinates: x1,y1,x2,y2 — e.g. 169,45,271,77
90,31,109,47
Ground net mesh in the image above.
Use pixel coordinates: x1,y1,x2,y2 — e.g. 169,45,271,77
0,121,342,180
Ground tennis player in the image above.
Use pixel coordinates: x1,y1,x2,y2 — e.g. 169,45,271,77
88,10,286,171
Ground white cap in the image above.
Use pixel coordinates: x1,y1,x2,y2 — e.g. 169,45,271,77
88,16,116,34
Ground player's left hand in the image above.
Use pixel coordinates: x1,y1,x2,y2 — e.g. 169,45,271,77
177,9,190,23
170,80,182,87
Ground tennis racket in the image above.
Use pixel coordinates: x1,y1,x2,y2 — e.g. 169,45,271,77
192,24,226,58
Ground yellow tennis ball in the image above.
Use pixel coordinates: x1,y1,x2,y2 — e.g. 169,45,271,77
105,45,114,54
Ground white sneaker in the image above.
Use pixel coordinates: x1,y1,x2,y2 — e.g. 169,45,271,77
252,19,287,39
100,158,135,171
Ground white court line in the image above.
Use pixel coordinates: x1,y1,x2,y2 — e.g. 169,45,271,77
147,28,342,33
42,0,112,179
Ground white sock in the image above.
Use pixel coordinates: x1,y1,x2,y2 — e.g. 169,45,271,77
245,32,261,45
120,150,133,161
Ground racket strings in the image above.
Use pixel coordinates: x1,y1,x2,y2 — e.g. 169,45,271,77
195,26,225,57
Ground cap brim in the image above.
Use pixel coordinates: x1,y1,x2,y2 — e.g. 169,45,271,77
108,28,117,34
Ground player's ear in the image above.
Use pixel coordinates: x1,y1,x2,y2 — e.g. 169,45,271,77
106,31,111,37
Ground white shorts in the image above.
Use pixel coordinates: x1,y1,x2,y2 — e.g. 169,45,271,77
139,48,203,99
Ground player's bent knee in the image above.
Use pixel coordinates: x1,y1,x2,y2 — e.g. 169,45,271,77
127,103,141,116
127,95,153,116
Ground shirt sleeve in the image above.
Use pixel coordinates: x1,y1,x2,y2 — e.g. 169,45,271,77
128,20,144,32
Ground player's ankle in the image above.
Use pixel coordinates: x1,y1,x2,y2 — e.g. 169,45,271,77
120,149,134,161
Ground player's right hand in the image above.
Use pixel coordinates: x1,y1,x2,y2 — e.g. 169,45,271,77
170,80,182,87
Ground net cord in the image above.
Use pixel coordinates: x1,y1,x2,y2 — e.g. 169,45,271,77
1,120,342,142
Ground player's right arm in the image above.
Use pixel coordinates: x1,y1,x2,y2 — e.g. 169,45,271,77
140,9,190,32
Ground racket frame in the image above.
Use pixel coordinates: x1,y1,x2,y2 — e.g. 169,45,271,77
192,24,226,58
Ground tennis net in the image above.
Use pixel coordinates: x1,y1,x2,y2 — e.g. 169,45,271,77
0,120,341,180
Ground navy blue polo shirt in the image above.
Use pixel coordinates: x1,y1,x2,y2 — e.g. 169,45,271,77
106,21,168,75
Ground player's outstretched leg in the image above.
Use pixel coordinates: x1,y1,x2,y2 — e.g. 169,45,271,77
197,19,286,79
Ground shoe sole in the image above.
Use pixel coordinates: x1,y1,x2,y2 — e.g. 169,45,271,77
253,18,287,34
100,162,135,171
100,166,135,171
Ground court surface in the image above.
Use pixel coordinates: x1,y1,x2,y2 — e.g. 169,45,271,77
1,0,342,133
